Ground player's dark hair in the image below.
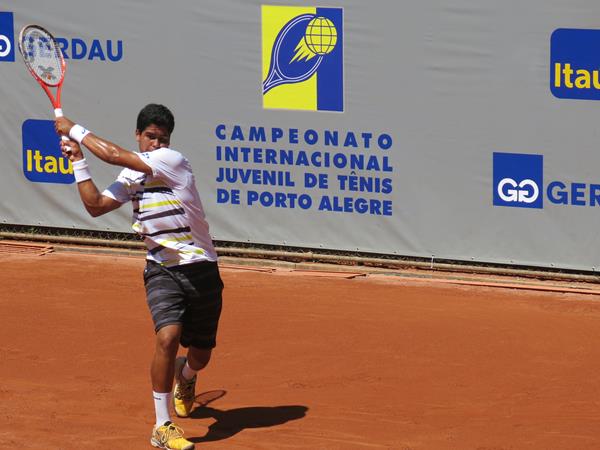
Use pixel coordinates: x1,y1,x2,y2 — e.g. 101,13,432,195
136,103,175,134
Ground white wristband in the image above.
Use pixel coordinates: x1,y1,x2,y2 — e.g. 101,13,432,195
69,124,91,145
72,158,92,183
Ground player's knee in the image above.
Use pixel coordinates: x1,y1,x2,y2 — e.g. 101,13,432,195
188,348,212,370
155,329,180,354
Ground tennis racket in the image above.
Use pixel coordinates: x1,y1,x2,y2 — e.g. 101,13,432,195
262,14,323,94
17,24,70,148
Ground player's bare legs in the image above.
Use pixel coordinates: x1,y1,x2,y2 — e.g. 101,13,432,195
149,324,196,449
152,324,182,392
173,347,212,418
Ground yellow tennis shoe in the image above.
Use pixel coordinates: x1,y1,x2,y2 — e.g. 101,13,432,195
173,356,196,418
151,421,194,450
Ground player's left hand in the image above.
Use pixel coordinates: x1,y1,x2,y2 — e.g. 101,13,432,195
55,116,76,138
60,138,83,161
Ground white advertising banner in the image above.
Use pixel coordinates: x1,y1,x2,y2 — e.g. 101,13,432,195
1,1,600,271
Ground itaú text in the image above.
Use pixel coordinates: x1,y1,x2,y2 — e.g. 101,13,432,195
554,63,600,89
25,149,72,174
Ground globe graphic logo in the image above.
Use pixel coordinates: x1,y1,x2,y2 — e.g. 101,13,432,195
304,16,337,55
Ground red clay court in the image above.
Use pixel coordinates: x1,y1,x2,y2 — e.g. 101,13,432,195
2,247,600,449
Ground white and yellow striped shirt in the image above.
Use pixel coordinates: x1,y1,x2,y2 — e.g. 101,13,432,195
103,148,218,267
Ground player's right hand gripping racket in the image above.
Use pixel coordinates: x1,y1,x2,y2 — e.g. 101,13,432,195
17,25,70,147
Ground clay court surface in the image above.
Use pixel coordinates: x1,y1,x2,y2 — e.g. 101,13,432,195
2,249,600,449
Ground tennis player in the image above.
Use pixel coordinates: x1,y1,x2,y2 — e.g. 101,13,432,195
55,104,223,450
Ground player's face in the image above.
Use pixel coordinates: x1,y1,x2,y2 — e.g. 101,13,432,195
136,124,171,152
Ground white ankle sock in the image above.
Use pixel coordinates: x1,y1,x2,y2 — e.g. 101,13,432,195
153,391,171,426
182,361,198,381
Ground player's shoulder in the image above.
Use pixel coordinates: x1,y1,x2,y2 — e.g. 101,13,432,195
140,147,186,164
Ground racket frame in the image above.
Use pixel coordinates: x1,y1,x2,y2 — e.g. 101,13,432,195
17,24,67,118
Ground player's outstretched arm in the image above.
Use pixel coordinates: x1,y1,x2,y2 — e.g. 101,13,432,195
55,116,152,175
75,177,122,217
60,138,123,217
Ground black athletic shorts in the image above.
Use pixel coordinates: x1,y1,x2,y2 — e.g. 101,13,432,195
143,260,224,349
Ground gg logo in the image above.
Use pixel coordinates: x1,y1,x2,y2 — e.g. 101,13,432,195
0,34,11,57
0,12,14,61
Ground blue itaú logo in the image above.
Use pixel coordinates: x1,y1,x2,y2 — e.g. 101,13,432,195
551,28,600,100
22,120,74,184
0,12,15,61
493,153,543,209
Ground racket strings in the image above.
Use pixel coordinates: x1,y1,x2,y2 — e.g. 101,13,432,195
20,28,64,86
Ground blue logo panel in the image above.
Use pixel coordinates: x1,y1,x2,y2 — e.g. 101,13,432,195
0,12,15,62
316,7,343,112
551,28,600,100
493,153,543,209
22,120,74,184
262,6,343,112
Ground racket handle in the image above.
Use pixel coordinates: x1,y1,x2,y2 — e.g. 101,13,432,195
54,108,71,153
53,108,70,141
54,109,70,141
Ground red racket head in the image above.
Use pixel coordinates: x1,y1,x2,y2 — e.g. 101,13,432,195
18,24,66,108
